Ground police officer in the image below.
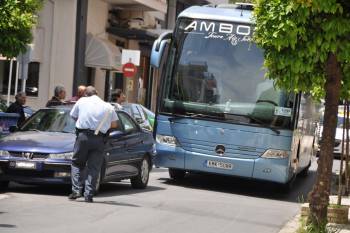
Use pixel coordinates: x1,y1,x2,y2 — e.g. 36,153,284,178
69,86,118,203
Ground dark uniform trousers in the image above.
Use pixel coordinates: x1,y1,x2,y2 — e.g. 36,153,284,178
71,130,105,198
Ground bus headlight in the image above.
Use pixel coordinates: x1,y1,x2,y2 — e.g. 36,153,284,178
261,149,289,159
48,152,73,159
156,134,179,147
0,150,10,157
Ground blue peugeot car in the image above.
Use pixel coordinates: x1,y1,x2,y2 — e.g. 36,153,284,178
0,106,155,191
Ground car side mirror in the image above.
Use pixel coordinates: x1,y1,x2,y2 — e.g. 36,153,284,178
109,130,124,139
9,125,18,133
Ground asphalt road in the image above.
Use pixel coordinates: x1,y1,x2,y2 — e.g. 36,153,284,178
0,160,327,233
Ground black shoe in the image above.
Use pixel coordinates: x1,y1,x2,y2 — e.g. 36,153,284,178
84,196,93,203
68,192,82,200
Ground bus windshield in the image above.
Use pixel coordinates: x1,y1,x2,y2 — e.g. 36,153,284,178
160,18,295,129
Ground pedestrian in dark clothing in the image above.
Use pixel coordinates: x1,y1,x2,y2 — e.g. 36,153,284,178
69,86,118,203
46,85,66,107
6,92,26,127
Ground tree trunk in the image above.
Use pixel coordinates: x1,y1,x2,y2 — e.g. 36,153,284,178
308,53,342,225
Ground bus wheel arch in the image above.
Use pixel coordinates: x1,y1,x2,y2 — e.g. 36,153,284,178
169,168,186,180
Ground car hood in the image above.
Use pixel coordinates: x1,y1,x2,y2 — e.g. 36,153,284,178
0,131,75,153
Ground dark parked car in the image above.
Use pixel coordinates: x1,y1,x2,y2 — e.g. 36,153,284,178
0,106,155,191
118,103,155,131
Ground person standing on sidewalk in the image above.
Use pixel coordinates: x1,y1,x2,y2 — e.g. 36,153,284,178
46,85,66,107
112,89,126,110
6,92,27,127
69,86,118,203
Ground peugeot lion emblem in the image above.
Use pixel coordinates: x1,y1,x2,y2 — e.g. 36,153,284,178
23,152,33,159
215,145,226,156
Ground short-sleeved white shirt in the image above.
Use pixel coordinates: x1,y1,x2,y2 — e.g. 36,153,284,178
70,95,118,134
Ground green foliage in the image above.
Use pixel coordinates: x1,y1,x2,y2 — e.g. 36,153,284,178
297,218,330,233
254,0,350,100
0,0,43,58
229,0,254,3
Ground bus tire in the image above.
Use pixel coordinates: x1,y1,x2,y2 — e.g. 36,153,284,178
299,161,311,178
0,181,9,192
169,168,186,180
280,174,296,193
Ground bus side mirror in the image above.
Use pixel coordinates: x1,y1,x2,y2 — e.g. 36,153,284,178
151,31,172,68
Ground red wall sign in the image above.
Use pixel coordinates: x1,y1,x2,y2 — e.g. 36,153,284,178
122,62,137,77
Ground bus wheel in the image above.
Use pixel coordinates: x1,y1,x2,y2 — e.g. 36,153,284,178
280,174,296,193
299,161,311,178
0,181,9,192
169,168,186,180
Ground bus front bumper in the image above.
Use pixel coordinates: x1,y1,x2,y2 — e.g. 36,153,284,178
155,144,292,184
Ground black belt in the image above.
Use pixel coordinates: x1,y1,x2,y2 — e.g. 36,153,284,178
76,128,107,137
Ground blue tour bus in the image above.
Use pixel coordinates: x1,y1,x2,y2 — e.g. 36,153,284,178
150,3,318,186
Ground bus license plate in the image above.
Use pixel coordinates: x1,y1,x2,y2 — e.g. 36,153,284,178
15,161,36,170
206,160,233,170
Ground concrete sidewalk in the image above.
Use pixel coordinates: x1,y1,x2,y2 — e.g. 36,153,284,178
278,196,350,233
0,194,9,200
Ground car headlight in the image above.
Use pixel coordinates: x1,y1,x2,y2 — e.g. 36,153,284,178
0,150,10,157
261,149,289,159
156,134,179,147
48,152,73,159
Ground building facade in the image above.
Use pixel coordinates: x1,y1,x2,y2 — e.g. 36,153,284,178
0,0,227,110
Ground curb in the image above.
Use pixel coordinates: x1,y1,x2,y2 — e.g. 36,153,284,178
278,214,300,233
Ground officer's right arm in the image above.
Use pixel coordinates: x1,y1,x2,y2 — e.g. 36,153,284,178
110,110,119,129
110,121,118,129
70,102,79,120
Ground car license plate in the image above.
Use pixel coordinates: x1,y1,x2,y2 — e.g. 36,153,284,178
15,161,36,170
206,160,233,170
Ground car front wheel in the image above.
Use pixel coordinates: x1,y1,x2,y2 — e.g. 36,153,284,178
131,157,150,189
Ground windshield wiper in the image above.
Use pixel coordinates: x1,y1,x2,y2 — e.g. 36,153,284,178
224,113,280,135
168,112,222,122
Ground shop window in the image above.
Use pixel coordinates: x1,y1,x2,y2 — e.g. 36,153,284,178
0,60,39,97
26,62,40,97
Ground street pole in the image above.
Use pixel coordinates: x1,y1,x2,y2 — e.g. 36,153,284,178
14,60,19,96
6,59,13,106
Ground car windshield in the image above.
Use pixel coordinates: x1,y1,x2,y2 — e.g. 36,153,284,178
21,108,76,133
160,18,295,129
141,106,155,118
121,105,132,116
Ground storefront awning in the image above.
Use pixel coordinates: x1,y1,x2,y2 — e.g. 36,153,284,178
107,27,159,41
85,33,122,70
105,0,167,13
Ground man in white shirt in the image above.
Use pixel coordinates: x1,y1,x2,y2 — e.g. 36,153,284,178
69,86,118,203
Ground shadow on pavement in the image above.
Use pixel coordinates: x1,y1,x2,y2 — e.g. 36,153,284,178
75,199,141,207
98,183,165,198
159,170,317,203
3,181,164,198
0,224,17,228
